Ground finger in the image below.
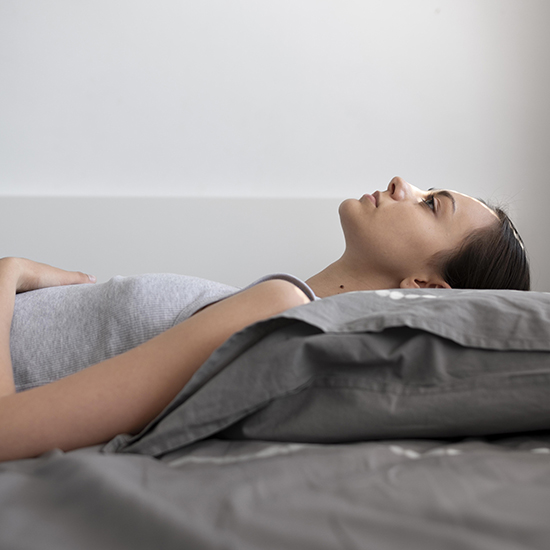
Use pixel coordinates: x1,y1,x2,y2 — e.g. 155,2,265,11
59,270,96,286
74,271,96,284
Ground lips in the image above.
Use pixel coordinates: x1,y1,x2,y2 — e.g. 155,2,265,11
360,191,380,207
362,192,377,207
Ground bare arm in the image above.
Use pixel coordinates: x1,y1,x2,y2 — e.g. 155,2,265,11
0,273,309,462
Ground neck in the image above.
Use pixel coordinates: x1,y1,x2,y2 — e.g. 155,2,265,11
305,257,398,298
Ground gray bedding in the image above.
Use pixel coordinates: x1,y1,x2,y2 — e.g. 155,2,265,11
2,435,549,549
2,287,550,549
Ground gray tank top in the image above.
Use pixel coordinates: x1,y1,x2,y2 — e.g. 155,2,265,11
10,273,316,392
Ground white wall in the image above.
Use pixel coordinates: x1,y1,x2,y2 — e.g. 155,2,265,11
1,1,549,288
0,197,344,288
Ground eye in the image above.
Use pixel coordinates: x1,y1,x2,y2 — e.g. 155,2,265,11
422,193,436,212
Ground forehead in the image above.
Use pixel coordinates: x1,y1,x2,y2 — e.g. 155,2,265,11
448,190,498,230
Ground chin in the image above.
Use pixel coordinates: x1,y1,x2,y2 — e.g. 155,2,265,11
338,198,358,217
337,198,366,242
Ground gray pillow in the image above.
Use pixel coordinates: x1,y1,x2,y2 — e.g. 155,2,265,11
103,288,550,457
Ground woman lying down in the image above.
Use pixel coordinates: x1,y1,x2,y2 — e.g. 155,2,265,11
0,177,530,462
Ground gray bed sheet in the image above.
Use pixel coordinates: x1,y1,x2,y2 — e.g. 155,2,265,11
1,434,549,550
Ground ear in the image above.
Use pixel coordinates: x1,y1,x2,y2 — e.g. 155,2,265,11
399,276,451,290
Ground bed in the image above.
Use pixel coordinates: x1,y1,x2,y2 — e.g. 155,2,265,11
2,286,550,549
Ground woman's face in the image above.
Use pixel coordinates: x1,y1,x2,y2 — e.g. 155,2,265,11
338,176,498,287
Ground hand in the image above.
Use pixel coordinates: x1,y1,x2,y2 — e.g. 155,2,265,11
0,257,96,294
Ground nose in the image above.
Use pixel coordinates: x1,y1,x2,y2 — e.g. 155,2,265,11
387,176,410,201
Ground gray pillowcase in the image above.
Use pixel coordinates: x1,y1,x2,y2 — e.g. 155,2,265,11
103,288,550,456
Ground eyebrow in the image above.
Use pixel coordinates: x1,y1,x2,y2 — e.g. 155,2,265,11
428,188,456,214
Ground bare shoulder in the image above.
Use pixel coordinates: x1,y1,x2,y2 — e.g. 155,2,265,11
248,279,311,308
194,278,310,319
209,279,310,320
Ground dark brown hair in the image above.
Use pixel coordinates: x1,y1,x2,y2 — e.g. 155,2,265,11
433,206,530,291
